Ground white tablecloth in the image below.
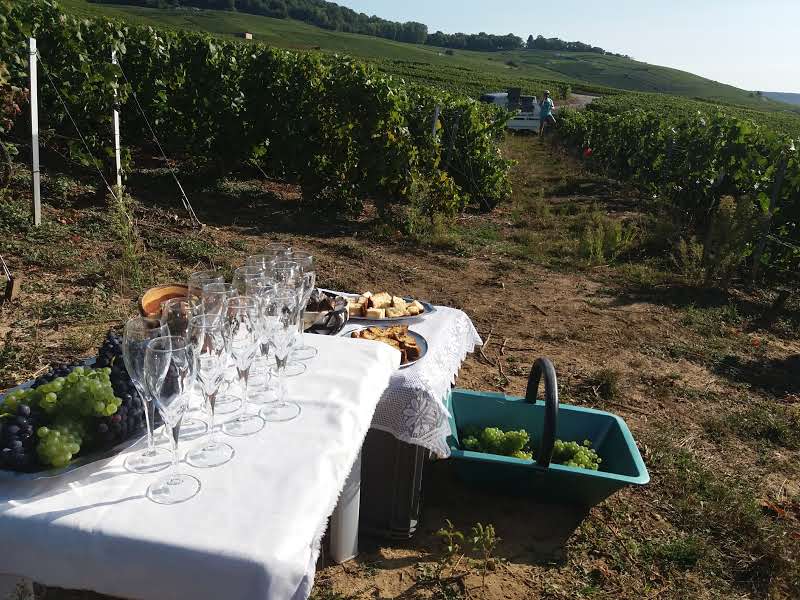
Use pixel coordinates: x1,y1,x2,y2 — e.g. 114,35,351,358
341,306,482,458
0,334,400,600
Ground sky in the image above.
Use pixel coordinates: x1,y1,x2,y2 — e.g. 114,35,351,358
334,0,800,93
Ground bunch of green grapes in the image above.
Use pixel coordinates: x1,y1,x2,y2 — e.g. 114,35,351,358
2,368,121,470
552,439,602,471
3,368,119,418
461,427,532,460
57,367,120,418
36,422,84,468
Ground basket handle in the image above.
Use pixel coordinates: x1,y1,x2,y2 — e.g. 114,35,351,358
524,357,559,468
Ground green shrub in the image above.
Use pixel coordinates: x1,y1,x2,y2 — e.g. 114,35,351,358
578,213,637,263
672,237,705,284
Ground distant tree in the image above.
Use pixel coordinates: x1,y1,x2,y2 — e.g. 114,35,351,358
114,0,611,55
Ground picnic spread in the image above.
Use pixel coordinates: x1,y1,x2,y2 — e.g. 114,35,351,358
0,250,648,600
0,252,484,600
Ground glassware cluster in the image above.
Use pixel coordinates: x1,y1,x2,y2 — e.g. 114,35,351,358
124,244,317,504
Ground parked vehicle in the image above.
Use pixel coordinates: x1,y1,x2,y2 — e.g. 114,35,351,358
479,88,540,131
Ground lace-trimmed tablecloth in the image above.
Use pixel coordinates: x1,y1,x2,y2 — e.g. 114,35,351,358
342,306,482,458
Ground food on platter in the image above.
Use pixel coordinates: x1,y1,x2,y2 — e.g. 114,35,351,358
0,332,147,474
350,325,422,365
346,291,427,319
306,289,337,312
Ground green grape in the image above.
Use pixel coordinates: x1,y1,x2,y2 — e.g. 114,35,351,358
56,368,121,418
479,427,505,454
461,436,480,451
552,438,601,470
460,426,534,458
499,429,529,454
37,422,84,468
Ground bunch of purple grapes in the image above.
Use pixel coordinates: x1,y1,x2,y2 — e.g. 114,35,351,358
90,331,147,448
0,401,41,471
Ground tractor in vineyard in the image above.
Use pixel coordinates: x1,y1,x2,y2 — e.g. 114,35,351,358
479,87,540,131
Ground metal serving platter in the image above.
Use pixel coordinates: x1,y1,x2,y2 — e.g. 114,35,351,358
0,358,143,482
318,289,436,322
345,326,428,369
0,435,142,482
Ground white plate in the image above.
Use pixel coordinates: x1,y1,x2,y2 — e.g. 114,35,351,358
346,326,428,369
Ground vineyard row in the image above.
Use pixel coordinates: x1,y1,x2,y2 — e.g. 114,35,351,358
1,0,512,220
558,96,800,285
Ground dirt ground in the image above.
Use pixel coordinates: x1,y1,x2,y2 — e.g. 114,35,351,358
1,134,799,600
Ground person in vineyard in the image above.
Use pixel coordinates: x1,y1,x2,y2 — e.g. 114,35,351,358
539,90,556,137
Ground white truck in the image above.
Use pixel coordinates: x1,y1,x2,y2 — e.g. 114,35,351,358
479,88,540,131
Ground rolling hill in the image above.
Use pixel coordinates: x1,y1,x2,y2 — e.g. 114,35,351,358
763,92,800,106
58,0,796,112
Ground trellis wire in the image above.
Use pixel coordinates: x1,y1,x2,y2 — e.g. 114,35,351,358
0,255,11,280
116,62,202,227
35,50,117,200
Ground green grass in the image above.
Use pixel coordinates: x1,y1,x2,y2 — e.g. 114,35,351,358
58,0,798,110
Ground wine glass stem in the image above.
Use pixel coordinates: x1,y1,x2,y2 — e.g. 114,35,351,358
277,358,287,406
136,384,154,452
168,421,180,485
207,393,217,447
238,367,249,419
145,400,156,452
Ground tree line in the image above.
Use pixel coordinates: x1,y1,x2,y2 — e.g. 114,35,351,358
91,0,625,55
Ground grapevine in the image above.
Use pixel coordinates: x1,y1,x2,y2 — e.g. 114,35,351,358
558,95,800,285
0,0,512,218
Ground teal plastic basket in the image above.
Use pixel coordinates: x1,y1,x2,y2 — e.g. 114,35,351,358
446,358,649,507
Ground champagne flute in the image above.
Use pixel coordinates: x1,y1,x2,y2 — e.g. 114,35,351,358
201,282,237,325
244,273,278,404
287,251,317,361
144,336,200,505
221,296,264,436
245,254,276,271
160,298,191,337
160,298,208,438
269,261,307,376
232,265,265,294
259,288,302,422
122,316,172,474
271,260,301,288
201,282,240,415
185,314,235,468
188,270,224,316
266,242,292,259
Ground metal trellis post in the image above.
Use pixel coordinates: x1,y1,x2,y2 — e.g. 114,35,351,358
111,50,123,196
29,38,41,226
